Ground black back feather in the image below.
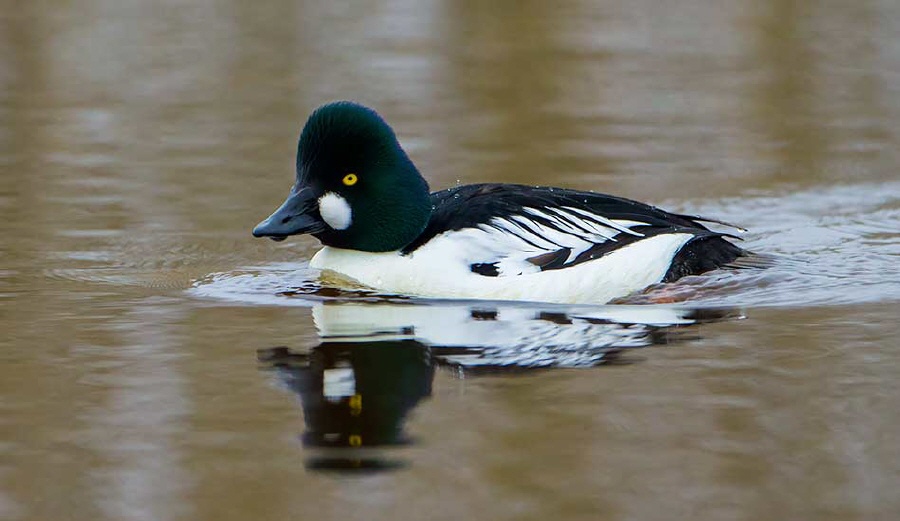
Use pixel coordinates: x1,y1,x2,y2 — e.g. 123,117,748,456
402,183,745,280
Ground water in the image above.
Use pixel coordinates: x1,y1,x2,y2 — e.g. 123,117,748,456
3,1,900,520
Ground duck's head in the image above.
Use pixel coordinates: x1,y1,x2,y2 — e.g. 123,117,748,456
252,102,431,252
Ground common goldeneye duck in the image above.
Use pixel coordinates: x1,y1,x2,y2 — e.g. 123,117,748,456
252,101,748,304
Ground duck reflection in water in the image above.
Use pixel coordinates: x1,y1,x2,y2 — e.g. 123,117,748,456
259,338,432,472
258,301,740,473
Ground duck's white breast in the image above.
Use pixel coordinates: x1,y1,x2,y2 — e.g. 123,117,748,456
309,233,694,304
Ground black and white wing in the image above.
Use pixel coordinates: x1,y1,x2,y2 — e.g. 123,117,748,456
403,184,743,278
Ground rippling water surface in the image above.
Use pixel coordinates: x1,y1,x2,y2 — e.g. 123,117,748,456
3,2,900,520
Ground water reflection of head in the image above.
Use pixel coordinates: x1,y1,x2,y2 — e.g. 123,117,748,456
258,337,433,473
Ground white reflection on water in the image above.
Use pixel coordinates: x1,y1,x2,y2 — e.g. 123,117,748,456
310,301,736,369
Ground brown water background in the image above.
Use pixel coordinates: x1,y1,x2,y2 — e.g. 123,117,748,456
3,1,900,520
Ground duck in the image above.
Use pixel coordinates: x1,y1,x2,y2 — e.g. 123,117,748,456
252,101,748,304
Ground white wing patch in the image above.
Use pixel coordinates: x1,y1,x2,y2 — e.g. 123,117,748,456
431,206,652,277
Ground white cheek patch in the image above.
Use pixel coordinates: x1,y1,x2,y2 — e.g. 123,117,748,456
318,192,352,230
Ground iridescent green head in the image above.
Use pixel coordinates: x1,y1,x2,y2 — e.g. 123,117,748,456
253,102,432,252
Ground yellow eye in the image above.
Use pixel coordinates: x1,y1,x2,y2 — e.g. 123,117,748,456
342,173,358,186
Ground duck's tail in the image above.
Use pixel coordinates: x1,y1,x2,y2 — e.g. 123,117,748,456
663,235,771,283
